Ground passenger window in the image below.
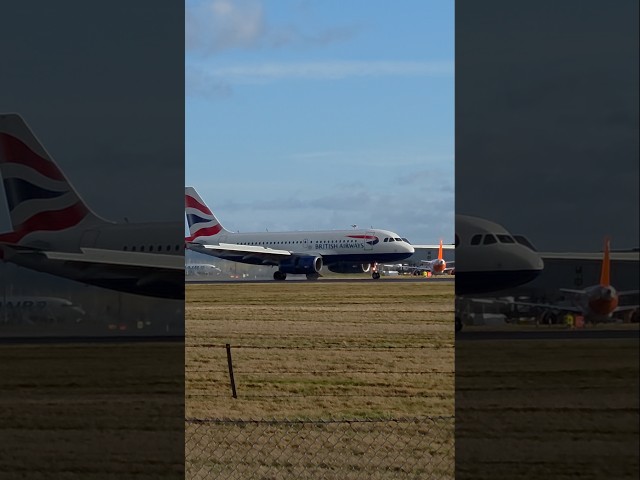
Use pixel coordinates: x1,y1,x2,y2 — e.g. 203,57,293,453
140,246,145,252
132,246,136,252
123,246,127,251
483,234,497,245
470,234,482,245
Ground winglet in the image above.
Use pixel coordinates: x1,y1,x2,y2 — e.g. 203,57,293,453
599,236,611,286
438,239,443,260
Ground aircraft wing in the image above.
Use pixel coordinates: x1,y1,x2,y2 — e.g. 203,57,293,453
559,288,587,295
187,242,292,265
468,297,583,313
618,290,640,296
43,248,184,270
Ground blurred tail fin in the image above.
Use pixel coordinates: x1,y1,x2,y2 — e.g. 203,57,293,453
599,237,611,286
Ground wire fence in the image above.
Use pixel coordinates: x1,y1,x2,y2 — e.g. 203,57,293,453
185,415,454,480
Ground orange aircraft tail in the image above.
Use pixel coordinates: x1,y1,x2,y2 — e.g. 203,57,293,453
438,239,443,260
599,237,611,286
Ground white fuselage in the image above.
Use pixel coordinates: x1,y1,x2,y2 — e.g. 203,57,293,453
193,228,414,266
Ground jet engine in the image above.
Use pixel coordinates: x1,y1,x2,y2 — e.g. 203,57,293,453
327,262,371,274
279,256,323,274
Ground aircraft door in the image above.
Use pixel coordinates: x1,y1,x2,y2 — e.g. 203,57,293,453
363,231,375,251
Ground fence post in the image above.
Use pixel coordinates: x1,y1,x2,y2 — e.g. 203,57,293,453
226,343,237,398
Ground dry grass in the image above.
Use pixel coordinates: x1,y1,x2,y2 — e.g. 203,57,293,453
0,342,184,479
185,280,455,479
186,281,454,419
456,338,640,479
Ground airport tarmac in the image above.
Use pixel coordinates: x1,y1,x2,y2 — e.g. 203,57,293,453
186,276,455,285
456,327,639,341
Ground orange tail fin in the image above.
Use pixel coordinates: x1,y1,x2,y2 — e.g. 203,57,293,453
438,239,443,260
599,237,611,286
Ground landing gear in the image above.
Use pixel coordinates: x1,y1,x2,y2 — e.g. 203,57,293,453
371,262,381,279
273,271,287,281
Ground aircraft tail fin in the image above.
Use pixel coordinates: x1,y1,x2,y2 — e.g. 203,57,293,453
438,239,443,260
185,186,230,241
599,237,611,286
0,113,105,244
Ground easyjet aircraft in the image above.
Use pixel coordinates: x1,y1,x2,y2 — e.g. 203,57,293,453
415,239,455,275
490,237,639,323
0,113,184,299
185,187,415,280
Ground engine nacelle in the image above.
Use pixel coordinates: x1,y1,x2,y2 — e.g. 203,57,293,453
327,262,371,274
279,256,323,274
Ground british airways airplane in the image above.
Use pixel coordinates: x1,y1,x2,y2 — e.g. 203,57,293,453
185,187,415,280
0,113,184,299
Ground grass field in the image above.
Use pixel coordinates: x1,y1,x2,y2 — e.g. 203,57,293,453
0,342,184,479
185,280,455,479
456,337,639,479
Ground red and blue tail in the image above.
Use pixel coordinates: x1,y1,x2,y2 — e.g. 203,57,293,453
185,186,229,241
0,114,104,245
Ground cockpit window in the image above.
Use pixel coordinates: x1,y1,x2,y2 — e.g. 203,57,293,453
483,234,497,245
402,238,410,244
470,234,482,245
383,238,388,242
395,237,402,242
388,238,395,242
497,234,515,243
513,235,537,251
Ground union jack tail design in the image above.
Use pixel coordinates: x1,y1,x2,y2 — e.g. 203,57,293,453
0,114,103,244
185,186,230,241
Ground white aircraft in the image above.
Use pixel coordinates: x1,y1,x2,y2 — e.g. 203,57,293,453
185,263,222,276
185,187,415,280
1,296,85,325
454,215,544,295
0,113,184,299
413,239,455,275
454,215,545,331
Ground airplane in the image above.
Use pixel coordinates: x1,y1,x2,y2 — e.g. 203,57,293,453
185,263,222,276
496,237,639,324
185,187,415,281
0,113,184,299
0,296,85,325
413,239,455,275
454,215,544,295
454,214,545,331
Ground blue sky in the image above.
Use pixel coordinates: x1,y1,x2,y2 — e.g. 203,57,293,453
186,0,454,243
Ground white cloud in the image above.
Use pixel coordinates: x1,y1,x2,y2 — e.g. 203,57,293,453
187,0,265,53
209,60,454,82
186,0,357,54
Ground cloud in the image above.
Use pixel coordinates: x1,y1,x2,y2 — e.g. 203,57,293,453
186,0,358,54
186,0,265,53
209,60,454,83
